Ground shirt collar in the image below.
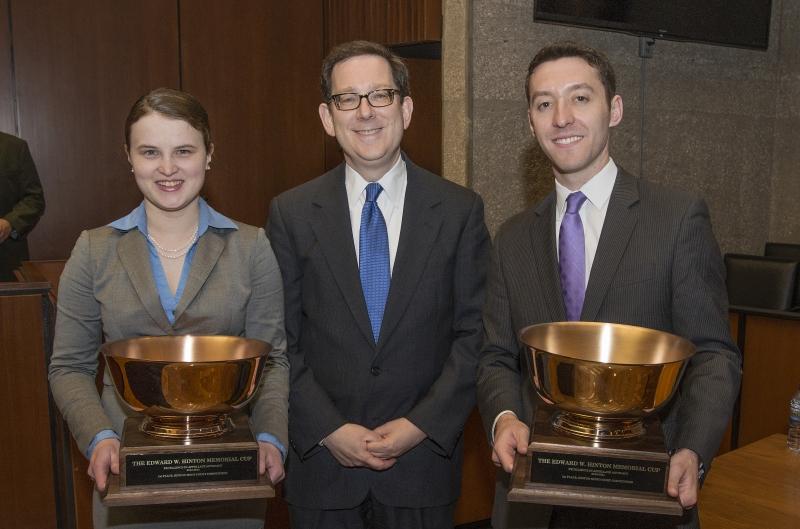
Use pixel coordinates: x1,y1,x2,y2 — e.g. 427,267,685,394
199,197,238,232
345,155,406,206
108,197,238,235
555,158,618,213
108,202,147,232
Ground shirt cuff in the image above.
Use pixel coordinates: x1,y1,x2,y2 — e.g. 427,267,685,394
256,433,287,462
491,410,518,445
86,429,120,459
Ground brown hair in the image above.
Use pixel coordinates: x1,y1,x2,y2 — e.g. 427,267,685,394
124,87,212,151
320,40,410,101
525,41,616,107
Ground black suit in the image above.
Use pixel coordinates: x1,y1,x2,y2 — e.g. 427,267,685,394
0,132,45,280
267,157,490,512
477,169,741,529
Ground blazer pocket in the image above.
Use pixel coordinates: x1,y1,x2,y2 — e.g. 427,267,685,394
608,274,657,290
606,260,660,290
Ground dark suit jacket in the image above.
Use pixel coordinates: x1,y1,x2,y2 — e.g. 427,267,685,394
0,132,45,280
267,157,490,509
478,168,741,479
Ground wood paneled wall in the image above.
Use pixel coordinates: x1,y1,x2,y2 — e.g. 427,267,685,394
180,1,325,227
0,0,325,260
8,1,180,259
0,0,446,260
0,0,13,132
401,57,442,175
324,0,441,49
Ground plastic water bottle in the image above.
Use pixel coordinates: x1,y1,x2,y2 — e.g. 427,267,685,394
789,385,800,451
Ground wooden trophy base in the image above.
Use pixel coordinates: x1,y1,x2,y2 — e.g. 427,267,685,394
103,413,274,506
508,407,682,516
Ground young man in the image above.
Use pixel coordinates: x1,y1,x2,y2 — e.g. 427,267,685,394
267,40,490,528
477,42,741,529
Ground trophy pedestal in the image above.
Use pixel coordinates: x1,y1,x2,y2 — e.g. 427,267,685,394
103,414,274,506
508,407,682,516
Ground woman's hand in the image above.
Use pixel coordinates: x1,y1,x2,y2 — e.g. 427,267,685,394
88,438,120,492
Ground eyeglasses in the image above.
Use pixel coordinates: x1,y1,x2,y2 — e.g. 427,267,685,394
329,89,399,111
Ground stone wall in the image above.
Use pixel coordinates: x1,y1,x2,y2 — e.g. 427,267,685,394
452,0,798,254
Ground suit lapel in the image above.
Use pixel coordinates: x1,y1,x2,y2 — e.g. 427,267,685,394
582,170,640,321
117,230,172,333
378,163,442,348
530,193,567,322
174,229,226,323
309,166,376,346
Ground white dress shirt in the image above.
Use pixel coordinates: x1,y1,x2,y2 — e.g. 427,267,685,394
345,156,407,273
554,158,618,287
492,158,618,442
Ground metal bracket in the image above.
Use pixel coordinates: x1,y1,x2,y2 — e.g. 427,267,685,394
638,37,656,59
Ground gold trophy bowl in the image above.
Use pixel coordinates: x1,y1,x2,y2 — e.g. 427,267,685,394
521,322,695,440
509,322,696,515
102,335,270,440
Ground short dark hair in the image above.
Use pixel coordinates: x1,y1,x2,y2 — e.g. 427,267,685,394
125,87,212,151
320,40,410,101
525,42,616,107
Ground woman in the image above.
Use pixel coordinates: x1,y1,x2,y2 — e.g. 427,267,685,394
48,88,288,529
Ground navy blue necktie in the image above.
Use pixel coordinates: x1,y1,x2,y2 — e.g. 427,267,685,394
359,183,390,342
559,191,588,321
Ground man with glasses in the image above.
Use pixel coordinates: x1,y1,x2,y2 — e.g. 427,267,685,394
267,40,490,528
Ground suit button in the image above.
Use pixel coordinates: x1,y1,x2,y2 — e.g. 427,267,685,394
370,366,381,376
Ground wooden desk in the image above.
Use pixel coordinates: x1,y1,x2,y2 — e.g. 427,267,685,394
729,307,800,449
17,259,67,300
699,434,800,529
0,281,58,528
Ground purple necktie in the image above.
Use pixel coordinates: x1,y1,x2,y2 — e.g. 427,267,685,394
559,191,588,321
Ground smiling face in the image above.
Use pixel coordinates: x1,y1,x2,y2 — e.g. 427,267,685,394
126,112,212,213
527,56,623,190
318,54,413,181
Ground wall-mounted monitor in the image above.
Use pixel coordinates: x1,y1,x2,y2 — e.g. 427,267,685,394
534,0,772,50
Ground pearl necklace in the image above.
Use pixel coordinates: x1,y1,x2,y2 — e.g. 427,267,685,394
146,225,199,259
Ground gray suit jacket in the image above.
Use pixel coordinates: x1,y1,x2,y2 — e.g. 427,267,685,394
48,222,289,455
267,158,490,509
478,168,741,476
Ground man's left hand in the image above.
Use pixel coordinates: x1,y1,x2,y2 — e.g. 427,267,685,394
367,418,427,459
258,441,285,485
0,219,12,243
667,448,700,508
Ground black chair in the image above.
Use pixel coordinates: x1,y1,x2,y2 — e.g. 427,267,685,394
764,242,800,308
724,253,799,311
765,241,800,260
